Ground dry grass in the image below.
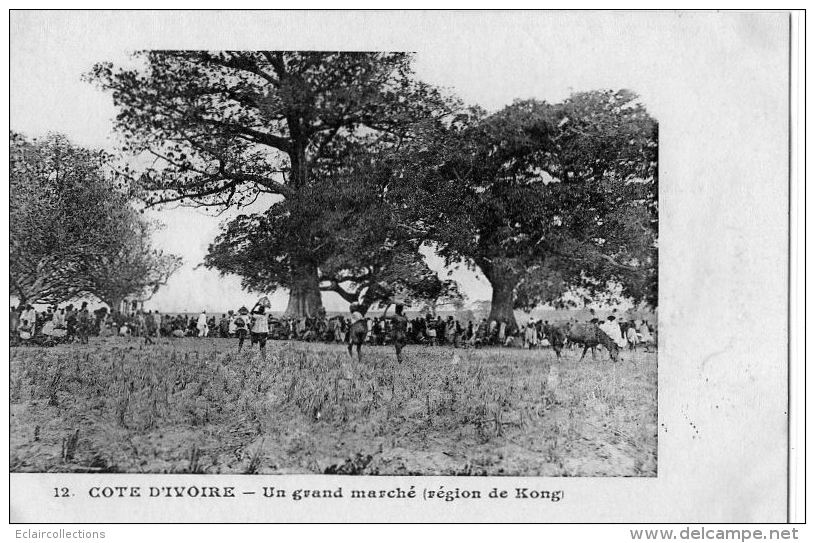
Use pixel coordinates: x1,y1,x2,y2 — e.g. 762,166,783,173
9,337,657,476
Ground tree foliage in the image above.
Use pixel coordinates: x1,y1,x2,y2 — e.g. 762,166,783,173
205,148,461,314
87,49,657,320
418,90,658,326
87,51,456,316
9,132,182,307
87,219,183,310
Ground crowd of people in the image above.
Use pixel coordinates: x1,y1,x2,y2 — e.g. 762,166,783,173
10,299,656,354
10,302,97,345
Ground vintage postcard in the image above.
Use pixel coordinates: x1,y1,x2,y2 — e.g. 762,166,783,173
7,10,800,524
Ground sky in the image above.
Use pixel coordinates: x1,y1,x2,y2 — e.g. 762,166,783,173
9,11,788,313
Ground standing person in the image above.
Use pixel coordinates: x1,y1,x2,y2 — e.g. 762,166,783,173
197,310,208,338
364,316,373,344
498,321,507,345
18,312,34,341
475,318,488,346
340,317,349,343
413,317,424,343
346,303,369,361
218,314,230,338
426,318,437,346
637,319,654,352
10,306,20,338
388,303,409,363
174,314,185,335
524,319,538,349
52,307,66,330
41,310,57,338
296,317,307,340
348,304,364,330
369,317,379,345
93,308,106,335
77,302,91,344
637,319,653,343
467,321,478,347
445,316,457,348
227,310,237,337
136,310,147,339
130,313,141,338
332,317,343,343
144,310,157,344
488,319,497,345
434,316,445,345
115,313,128,337
600,315,627,350
160,315,172,338
234,306,249,352
65,305,77,342
456,320,466,348
184,316,193,336
151,310,161,341
249,300,269,357
20,305,37,335
626,320,640,350
377,317,387,345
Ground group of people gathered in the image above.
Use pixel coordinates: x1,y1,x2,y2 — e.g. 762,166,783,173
166,303,657,356
10,299,656,354
10,302,96,344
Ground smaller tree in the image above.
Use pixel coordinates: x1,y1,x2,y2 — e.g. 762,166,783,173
86,219,183,311
9,131,182,307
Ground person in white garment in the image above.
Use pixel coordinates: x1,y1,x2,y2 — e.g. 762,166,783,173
227,310,237,337
52,307,66,329
599,315,627,349
197,310,208,337
524,320,538,349
20,305,37,337
638,319,653,343
249,301,269,357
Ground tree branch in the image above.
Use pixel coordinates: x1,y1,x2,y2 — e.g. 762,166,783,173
320,280,360,303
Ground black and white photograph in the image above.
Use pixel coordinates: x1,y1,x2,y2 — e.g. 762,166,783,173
7,9,799,525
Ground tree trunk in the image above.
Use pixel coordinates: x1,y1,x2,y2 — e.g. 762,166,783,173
281,132,324,318
284,259,324,318
479,259,519,332
487,275,519,332
106,298,122,314
11,278,28,308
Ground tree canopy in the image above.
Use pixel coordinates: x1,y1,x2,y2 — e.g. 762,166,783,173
205,146,461,314
87,50,657,320
87,51,456,316
86,218,183,311
416,90,658,327
9,131,182,308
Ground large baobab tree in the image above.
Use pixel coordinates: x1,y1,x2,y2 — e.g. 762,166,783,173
88,51,454,317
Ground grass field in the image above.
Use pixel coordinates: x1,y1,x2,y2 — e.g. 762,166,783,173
10,337,657,476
